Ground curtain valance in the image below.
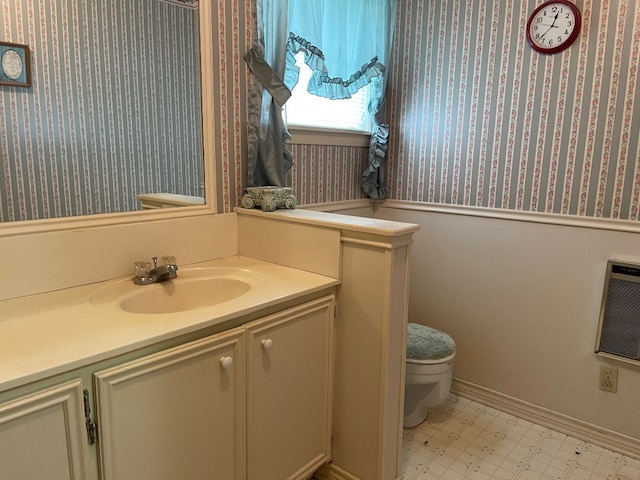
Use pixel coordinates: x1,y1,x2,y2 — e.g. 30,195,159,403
286,0,394,106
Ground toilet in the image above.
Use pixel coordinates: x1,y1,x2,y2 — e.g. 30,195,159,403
403,322,456,428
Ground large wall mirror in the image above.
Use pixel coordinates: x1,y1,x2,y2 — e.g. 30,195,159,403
0,0,215,231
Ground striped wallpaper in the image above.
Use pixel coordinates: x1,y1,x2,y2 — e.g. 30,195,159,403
387,0,640,221
210,0,250,213
7,0,633,221
1,0,203,222
161,0,198,7
288,144,369,205
221,0,640,220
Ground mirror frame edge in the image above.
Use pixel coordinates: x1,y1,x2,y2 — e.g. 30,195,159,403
0,0,217,238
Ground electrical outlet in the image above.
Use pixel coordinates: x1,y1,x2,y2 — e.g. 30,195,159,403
598,365,618,393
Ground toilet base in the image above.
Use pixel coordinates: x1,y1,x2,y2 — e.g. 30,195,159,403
403,358,454,428
403,406,431,428
403,380,451,428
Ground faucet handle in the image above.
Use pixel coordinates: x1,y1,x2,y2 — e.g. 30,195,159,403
133,260,154,285
134,261,152,278
152,256,158,268
160,255,177,266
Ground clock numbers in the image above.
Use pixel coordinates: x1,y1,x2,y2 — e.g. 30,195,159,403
527,1,581,54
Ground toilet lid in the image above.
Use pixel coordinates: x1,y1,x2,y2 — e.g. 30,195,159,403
407,323,456,360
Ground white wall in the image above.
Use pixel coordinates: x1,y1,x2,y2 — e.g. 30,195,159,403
0,213,238,301
375,202,640,441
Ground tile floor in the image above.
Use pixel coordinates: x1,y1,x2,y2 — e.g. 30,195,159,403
402,395,640,480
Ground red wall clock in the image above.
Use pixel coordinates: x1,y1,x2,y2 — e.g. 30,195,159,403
526,0,581,54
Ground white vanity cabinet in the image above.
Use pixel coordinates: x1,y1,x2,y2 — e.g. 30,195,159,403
93,295,334,480
93,328,247,480
246,296,335,480
0,380,89,480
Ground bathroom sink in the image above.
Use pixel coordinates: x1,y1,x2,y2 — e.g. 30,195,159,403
120,277,252,314
90,267,267,314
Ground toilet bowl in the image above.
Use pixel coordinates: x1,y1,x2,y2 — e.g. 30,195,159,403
403,323,456,428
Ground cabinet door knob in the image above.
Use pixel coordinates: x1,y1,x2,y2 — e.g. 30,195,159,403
219,356,233,370
261,338,273,351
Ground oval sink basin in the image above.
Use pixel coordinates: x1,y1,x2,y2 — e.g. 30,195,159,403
120,277,252,314
90,267,267,314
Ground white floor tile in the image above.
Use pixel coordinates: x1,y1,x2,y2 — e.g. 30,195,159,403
402,394,640,480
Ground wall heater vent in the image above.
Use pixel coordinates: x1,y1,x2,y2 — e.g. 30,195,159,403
595,260,640,365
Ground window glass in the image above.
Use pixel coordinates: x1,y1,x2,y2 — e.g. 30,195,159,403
284,52,373,133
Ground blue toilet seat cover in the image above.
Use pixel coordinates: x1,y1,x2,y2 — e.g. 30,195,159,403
407,323,456,360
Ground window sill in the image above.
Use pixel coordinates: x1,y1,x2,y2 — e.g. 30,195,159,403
288,126,370,148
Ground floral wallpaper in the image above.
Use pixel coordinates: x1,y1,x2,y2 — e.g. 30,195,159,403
7,0,634,220
222,0,640,221
288,144,369,206
160,0,198,7
0,0,202,222
386,0,640,221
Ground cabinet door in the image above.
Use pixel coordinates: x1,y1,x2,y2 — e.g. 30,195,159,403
246,296,335,480
0,380,88,480
94,328,246,480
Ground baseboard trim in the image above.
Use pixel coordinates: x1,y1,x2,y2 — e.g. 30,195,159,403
452,378,640,460
314,463,359,480
314,463,403,480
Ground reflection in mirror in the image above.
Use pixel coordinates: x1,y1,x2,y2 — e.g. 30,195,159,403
0,0,204,223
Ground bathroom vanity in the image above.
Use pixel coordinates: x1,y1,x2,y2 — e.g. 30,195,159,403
0,256,337,480
1,0,419,476
0,208,419,480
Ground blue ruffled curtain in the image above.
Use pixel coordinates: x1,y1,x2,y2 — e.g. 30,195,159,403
246,0,396,198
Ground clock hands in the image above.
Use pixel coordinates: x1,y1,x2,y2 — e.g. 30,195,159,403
539,12,559,39
527,2,581,53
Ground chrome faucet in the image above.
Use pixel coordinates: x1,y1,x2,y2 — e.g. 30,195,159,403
133,256,178,285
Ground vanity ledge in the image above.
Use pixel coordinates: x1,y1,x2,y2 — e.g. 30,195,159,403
235,207,420,237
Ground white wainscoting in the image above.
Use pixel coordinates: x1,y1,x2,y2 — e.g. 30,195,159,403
311,199,640,459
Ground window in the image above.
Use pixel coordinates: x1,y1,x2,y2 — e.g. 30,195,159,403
283,51,373,135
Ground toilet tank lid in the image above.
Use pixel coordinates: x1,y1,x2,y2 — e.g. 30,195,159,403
407,323,456,360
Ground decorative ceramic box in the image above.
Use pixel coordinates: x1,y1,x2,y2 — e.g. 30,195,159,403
241,186,297,212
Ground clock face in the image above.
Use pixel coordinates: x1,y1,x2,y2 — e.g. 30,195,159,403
527,1,581,54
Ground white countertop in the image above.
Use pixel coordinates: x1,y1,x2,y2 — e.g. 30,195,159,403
0,256,338,392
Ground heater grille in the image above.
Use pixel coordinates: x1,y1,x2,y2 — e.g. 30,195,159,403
596,261,640,363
